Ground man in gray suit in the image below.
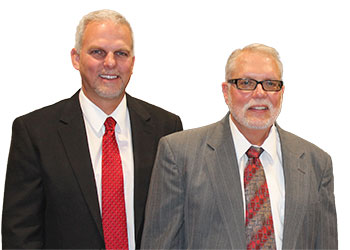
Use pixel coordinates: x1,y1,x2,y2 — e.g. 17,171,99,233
141,43,337,249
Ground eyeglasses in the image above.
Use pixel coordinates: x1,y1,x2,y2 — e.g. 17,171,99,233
227,78,283,92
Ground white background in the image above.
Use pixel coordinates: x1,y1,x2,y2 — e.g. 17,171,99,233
0,0,348,248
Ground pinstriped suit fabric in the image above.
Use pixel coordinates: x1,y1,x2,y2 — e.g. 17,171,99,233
141,114,337,250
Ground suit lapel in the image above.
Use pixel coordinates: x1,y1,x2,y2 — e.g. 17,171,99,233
277,126,309,250
204,114,246,250
126,94,155,246
57,91,104,239
202,118,310,249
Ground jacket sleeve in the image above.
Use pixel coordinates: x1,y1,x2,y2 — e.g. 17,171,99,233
141,136,185,249
2,117,45,249
174,115,183,133
316,154,338,249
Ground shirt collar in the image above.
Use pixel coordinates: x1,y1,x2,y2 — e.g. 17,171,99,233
79,90,128,135
261,124,281,164
228,115,281,163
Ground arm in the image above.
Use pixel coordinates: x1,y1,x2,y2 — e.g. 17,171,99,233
2,117,45,249
141,136,185,249
174,115,183,133
316,155,338,249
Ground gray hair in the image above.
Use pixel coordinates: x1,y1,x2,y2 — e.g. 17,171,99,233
225,43,283,81
74,9,134,54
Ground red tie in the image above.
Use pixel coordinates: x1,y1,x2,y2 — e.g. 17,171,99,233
102,117,129,250
244,146,276,250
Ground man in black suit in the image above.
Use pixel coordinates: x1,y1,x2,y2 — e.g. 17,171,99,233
2,9,182,249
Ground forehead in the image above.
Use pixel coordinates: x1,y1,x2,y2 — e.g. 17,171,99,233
232,51,281,80
82,20,132,48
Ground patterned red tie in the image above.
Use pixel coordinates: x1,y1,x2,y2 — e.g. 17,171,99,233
244,146,276,250
102,117,129,250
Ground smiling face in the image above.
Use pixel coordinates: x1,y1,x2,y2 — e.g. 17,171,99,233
222,50,284,135
71,20,135,110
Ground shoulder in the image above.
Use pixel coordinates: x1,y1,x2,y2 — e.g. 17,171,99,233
126,94,180,119
126,94,182,133
277,125,332,163
13,92,79,132
160,120,221,149
18,98,71,121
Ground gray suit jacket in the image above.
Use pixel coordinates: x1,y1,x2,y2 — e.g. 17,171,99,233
141,114,337,249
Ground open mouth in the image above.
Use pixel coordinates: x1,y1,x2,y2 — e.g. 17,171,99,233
248,106,268,111
99,74,119,80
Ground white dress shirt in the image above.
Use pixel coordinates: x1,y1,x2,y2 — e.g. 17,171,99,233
229,117,285,250
79,90,135,250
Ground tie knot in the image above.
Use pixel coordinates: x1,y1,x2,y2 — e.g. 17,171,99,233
246,146,264,159
104,117,116,132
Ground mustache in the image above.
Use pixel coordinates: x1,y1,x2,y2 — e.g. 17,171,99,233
243,99,273,111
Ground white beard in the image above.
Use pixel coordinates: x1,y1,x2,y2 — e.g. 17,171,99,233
227,93,282,130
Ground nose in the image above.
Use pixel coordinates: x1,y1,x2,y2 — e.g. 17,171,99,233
252,83,267,98
104,52,116,68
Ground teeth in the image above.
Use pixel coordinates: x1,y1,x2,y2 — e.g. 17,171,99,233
252,106,267,110
99,74,118,79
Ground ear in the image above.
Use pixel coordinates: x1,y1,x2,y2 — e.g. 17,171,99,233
281,84,285,95
130,56,135,74
71,48,80,70
222,82,230,105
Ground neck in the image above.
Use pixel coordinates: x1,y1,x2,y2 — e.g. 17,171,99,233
82,89,124,115
243,128,270,146
98,99,122,115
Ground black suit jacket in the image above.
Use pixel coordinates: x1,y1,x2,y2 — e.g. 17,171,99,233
2,91,183,249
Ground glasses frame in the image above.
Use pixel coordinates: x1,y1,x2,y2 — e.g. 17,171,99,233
227,78,284,92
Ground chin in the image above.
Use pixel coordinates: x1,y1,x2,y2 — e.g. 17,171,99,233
231,109,272,130
242,108,281,130
95,87,125,100
244,121,274,130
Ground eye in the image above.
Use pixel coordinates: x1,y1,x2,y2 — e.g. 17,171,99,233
265,80,274,86
89,49,106,58
263,80,283,91
242,79,251,85
115,51,129,57
239,79,253,86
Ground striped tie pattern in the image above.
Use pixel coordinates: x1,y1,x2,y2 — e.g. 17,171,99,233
102,117,129,250
244,146,276,250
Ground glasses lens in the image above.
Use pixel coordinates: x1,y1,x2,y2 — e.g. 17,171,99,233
262,80,282,91
236,79,256,90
